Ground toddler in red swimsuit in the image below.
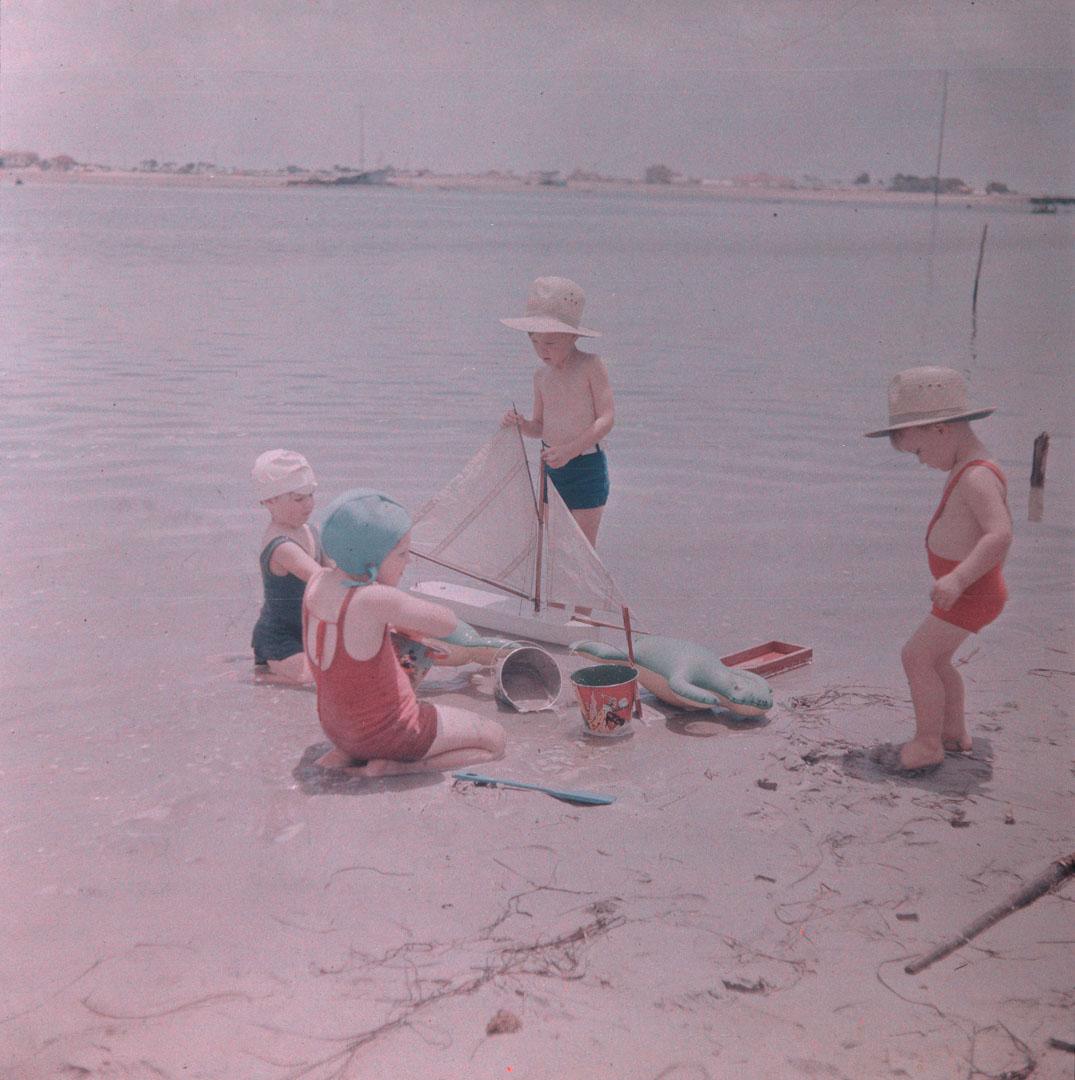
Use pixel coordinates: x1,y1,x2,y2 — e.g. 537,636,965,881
303,489,506,777
865,367,1012,775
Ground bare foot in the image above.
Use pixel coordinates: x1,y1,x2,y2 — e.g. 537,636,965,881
359,759,428,777
941,732,973,752
315,748,369,771
870,741,944,776
898,739,944,770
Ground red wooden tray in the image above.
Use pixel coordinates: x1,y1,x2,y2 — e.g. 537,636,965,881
721,640,813,678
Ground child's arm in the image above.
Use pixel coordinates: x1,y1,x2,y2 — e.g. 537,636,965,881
541,357,614,468
501,372,545,438
269,539,322,583
931,468,1013,610
378,587,458,640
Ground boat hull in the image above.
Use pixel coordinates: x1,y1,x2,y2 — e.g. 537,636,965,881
408,579,625,648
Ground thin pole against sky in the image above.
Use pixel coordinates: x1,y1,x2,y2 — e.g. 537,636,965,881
932,70,949,211
926,69,950,311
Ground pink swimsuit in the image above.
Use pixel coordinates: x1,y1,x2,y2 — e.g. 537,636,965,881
306,589,438,762
926,460,1008,633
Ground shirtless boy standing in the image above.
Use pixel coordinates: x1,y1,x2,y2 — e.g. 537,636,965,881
500,277,615,548
865,367,1012,775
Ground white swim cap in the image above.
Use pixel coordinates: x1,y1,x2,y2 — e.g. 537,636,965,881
252,449,317,502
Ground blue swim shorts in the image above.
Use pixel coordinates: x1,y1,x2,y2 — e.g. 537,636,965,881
544,448,610,511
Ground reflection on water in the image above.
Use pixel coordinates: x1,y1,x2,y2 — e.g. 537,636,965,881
1,183,1071,694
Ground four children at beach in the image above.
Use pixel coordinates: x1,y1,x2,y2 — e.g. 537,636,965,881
251,277,1011,782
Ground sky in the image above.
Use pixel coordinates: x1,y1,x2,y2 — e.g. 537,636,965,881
1,0,1071,192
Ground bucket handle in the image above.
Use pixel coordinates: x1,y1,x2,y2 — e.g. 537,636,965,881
492,640,526,666
492,637,552,664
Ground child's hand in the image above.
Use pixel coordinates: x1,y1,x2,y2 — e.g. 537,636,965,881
501,409,523,429
541,444,572,469
931,573,964,611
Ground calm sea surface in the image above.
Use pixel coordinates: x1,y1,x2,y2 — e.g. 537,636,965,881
2,181,1072,698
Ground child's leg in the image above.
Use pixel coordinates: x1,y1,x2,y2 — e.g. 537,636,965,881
937,659,972,751
357,705,506,778
267,652,313,685
899,615,971,768
571,507,604,548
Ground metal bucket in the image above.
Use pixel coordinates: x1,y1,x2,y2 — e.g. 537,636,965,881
494,643,562,713
570,663,638,736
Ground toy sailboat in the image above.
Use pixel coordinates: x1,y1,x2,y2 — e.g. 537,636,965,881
408,426,633,647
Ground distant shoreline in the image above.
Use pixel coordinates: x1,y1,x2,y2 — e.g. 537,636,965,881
1,166,1046,210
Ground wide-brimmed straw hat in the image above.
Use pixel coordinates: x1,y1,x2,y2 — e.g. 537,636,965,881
500,276,601,337
252,449,317,501
864,366,995,438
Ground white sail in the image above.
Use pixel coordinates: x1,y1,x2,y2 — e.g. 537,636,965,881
410,427,626,618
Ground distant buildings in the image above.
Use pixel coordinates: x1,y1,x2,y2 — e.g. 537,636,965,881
0,150,79,170
888,173,972,195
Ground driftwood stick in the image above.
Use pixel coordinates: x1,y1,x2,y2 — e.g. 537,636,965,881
1030,432,1050,488
904,852,1074,975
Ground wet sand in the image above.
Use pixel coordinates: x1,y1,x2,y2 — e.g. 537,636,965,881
3,627,1072,1079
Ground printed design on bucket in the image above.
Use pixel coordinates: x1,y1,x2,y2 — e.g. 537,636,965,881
570,664,638,736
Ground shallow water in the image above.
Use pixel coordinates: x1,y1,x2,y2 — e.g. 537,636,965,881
1,181,1071,709
2,179,1072,1079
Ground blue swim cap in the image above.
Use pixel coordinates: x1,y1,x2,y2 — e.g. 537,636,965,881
318,488,412,587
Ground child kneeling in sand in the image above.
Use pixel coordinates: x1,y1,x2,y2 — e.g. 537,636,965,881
251,449,325,684
865,367,1012,775
303,488,506,775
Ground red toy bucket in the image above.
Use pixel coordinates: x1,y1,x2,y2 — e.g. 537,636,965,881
569,664,638,737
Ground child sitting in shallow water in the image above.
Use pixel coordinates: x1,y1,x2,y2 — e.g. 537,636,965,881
865,367,1012,775
303,489,506,776
251,449,325,685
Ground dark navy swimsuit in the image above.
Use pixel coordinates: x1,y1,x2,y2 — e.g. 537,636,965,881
251,532,320,664
543,445,610,510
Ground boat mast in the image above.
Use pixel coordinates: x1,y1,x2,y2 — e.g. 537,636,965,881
532,462,547,612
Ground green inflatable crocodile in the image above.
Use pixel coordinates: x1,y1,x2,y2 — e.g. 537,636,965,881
572,635,773,718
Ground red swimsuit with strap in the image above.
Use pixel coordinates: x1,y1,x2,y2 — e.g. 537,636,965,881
306,588,438,762
926,459,1008,633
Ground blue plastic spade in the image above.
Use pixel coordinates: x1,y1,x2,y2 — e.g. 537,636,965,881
452,770,615,806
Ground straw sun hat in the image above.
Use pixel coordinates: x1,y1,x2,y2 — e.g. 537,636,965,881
500,276,601,337
864,366,995,438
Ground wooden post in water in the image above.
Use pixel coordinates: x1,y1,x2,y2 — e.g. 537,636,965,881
971,222,988,346
971,223,988,315
1029,431,1049,522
